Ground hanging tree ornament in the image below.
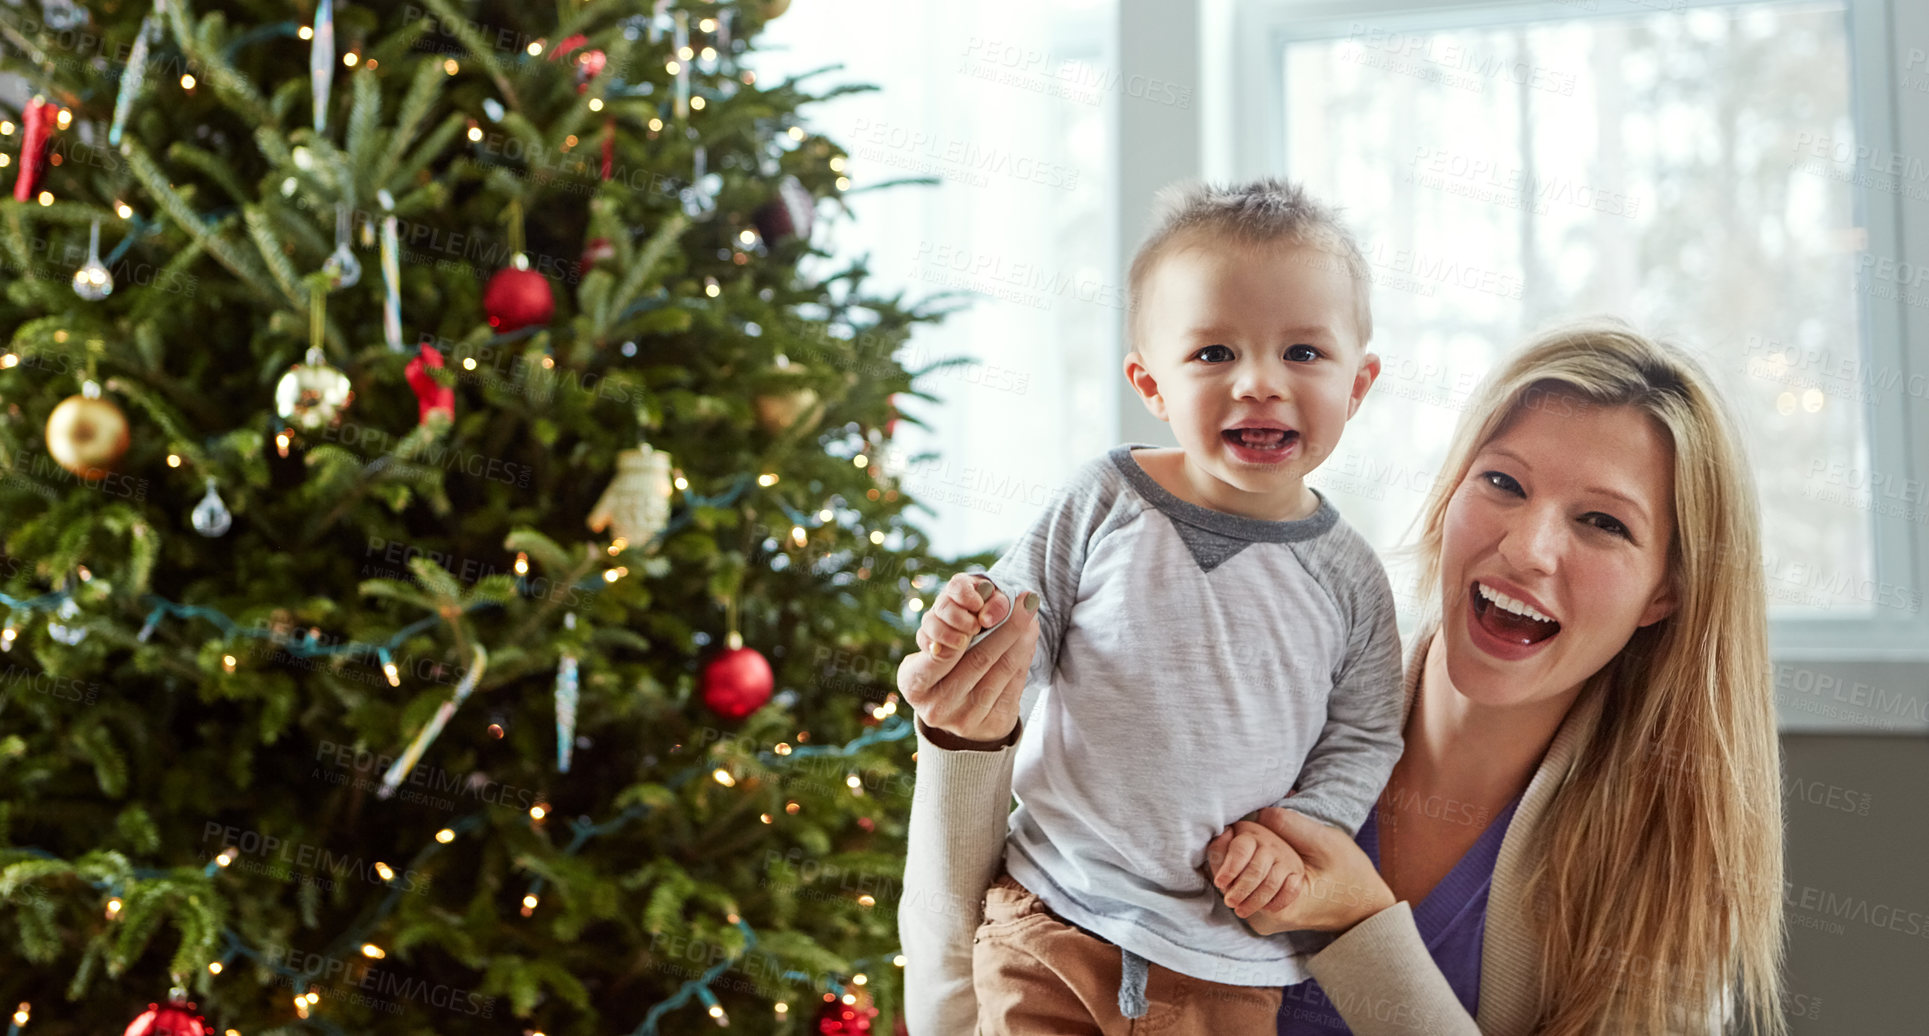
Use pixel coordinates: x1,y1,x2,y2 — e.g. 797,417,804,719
378,189,403,350
379,645,488,798
754,359,825,436
72,218,115,300
585,442,673,549
191,477,231,537
673,10,691,120
311,0,336,134
812,988,879,1036
322,202,361,289
679,141,722,218
109,1,166,147
404,342,455,428
755,175,816,245
548,34,608,93
39,0,89,31
46,578,88,646
46,379,131,480
122,983,213,1036
555,612,579,774
701,630,773,722
275,346,353,432
275,285,354,434
483,200,554,331
11,97,54,203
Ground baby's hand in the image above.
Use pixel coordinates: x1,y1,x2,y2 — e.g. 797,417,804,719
1207,816,1306,920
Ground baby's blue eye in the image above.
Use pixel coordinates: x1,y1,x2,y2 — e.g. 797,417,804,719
1194,345,1233,362
1287,345,1320,362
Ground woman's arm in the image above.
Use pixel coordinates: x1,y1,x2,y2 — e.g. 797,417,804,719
896,717,1021,1036
894,578,1042,1036
1216,810,1483,1036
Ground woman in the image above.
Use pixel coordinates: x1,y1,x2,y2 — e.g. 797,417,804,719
896,320,1786,1035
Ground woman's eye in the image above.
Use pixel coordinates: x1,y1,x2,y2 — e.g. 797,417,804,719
1286,344,1320,362
1194,345,1233,362
1584,513,1632,539
1480,470,1523,495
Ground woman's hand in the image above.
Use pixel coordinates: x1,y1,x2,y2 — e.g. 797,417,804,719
896,573,1041,748
1206,808,1397,936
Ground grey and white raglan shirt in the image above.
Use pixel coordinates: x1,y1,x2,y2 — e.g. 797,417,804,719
959,443,1404,992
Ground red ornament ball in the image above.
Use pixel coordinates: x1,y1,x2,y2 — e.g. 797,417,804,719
124,998,211,1036
754,176,815,245
483,267,554,331
701,645,773,721
814,990,879,1035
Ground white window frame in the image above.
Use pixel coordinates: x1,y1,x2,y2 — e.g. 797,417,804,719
1192,0,1929,665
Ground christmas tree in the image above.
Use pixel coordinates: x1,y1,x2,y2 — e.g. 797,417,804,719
0,1,986,1031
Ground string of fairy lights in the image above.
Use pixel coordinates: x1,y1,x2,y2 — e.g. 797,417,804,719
3,438,926,1030
2,0,928,1029
4,711,914,1035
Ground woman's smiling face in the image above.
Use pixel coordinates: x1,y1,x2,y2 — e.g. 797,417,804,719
1438,393,1680,707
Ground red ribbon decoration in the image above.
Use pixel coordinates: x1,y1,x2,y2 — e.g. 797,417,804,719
404,344,456,427
12,98,53,202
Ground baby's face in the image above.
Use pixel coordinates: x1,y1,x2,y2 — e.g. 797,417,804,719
1128,242,1376,520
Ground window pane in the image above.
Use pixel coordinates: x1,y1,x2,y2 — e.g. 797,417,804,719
1283,1,1870,622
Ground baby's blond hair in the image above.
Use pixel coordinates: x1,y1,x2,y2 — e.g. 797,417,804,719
1126,177,1373,349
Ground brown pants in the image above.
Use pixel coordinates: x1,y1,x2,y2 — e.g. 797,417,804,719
972,871,1284,1035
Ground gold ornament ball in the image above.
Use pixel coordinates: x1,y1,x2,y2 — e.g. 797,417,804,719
275,356,355,432
764,0,792,17
754,386,824,435
45,393,131,480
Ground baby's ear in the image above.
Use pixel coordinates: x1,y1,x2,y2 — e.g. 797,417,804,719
1122,351,1168,421
1346,351,1382,420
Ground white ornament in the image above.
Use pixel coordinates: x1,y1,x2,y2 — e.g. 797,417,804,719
585,443,674,549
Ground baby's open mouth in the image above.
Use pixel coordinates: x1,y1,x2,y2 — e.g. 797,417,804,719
1223,428,1298,451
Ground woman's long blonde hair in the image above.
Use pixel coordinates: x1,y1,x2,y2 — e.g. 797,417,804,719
1412,319,1785,1036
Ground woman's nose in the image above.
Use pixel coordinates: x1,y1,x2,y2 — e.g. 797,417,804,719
1497,503,1562,575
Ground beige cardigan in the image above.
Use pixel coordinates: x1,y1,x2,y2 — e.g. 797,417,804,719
897,630,1626,1036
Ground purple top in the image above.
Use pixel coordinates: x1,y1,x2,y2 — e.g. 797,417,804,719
1276,792,1523,1034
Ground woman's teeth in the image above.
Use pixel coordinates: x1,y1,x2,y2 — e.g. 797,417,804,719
1475,582,1555,623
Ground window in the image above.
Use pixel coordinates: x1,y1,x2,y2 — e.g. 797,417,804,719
752,0,1118,561
1223,0,1925,662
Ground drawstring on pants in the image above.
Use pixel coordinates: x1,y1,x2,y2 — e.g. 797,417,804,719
1118,946,1150,1018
